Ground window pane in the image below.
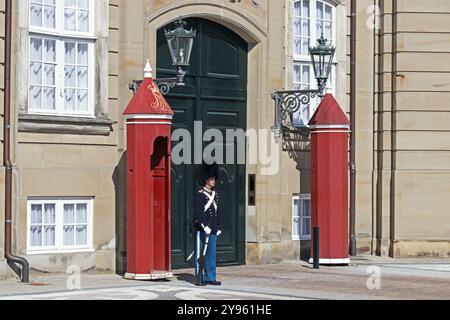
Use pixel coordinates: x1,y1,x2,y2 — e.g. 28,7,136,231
77,89,89,111
302,65,310,84
29,86,42,110
302,0,310,17
324,21,332,41
64,226,75,246
64,204,75,224
64,8,76,31
294,37,301,56
302,18,310,37
301,218,311,236
29,62,43,85
30,38,43,61
76,226,87,245
30,226,42,247
43,87,56,110
317,20,324,37
44,39,56,62
76,204,87,224
77,10,89,32
325,4,332,20
65,42,76,64
317,2,324,19
294,64,302,83
43,64,55,85
294,18,301,37
300,104,311,126
30,2,43,27
65,0,76,7
44,5,56,29
31,204,42,224
294,1,301,17
64,89,76,111
77,43,88,65
301,37,309,56
302,199,311,218
44,226,55,246
77,67,88,88
44,204,56,224
78,0,89,9
65,66,76,87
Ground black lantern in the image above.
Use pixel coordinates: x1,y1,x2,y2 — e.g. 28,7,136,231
129,18,197,95
164,18,197,67
309,34,335,97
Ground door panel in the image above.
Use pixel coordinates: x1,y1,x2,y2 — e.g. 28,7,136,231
157,18,248,269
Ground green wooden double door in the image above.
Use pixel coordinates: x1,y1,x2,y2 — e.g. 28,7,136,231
157,18,248,269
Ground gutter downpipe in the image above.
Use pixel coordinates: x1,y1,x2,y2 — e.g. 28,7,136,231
389,0,398,258
349,0,357,257
376,0,384,256
4,0,30,283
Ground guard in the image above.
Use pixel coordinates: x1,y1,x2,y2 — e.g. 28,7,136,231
194,162,222,286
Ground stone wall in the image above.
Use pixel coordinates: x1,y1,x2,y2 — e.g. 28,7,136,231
0,0,119,277
368,0,450,257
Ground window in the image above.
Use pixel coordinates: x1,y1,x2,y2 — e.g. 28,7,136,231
293,63,312,126
27,198,94,253
292,194,312,240
292,0,336,126
28,0,95,116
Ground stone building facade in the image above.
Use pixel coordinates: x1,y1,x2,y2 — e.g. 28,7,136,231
0,0,449,279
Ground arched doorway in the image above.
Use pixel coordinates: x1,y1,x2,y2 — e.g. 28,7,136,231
157,18,248,269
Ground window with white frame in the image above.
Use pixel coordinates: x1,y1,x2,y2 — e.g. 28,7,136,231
293,0,336,127
27,198,94,253
292,194,312,240
28,0,95,116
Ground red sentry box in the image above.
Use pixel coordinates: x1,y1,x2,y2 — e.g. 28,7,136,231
309,94,351,265
123,69,174,280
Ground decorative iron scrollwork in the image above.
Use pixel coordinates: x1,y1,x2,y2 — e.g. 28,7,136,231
129,67,187,96
271,89,320,143
155,80,178,95
129,78,180,96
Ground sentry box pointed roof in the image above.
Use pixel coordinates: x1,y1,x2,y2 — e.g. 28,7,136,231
308,94,349,127
123,60,175,117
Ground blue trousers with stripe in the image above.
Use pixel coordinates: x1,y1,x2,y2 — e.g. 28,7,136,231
194,231,217,282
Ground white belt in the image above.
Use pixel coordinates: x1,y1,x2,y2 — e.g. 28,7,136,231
203,191,217,213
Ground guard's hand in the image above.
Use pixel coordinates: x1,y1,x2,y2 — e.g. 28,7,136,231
217,230,222,236
204,226,212,235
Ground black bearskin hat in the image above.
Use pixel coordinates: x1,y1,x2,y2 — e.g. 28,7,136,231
197,161,220,185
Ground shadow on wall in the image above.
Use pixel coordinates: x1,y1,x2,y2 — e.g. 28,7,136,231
282,130,312,263
113,152,127,275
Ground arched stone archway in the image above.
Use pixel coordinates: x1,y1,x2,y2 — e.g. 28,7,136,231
145,1,267,45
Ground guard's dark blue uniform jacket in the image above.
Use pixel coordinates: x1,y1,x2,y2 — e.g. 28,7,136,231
194,189,221,234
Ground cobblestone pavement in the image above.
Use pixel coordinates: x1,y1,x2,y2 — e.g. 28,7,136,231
0,257,449,300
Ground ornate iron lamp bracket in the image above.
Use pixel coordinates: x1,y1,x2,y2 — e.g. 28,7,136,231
271,89,320,141
129,67,186,96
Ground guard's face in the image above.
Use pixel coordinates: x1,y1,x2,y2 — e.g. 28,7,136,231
206,177,216,188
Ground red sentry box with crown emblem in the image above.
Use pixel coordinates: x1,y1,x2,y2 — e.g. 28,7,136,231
123,65,175,280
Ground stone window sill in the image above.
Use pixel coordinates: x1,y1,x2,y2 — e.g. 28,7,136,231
18,114,115,136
